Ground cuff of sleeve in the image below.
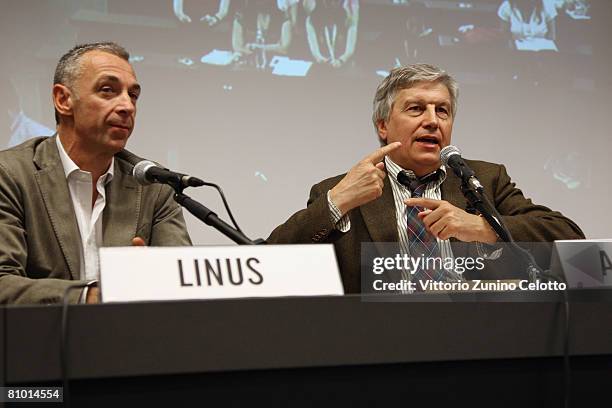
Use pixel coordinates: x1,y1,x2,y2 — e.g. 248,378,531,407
327,190,351,233
79,280,99,304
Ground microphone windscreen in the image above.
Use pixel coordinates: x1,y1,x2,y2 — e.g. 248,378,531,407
440,145,461,167
132,160,157,185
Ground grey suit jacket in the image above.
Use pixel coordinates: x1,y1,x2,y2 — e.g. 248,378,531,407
268,160,585,293
0,136,192,304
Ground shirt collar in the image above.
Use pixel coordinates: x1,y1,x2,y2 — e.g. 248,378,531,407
56,135,114,184
384,155,446,190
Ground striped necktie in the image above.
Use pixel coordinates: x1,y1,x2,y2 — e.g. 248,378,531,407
398,170,449,289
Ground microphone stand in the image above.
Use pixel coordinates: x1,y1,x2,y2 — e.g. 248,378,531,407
168,180,262,245
460,182,509,242
458,180,557,283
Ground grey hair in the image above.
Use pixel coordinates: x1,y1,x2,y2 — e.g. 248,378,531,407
372,64,458,144
53,42,130,124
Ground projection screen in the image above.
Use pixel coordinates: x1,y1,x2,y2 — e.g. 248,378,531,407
1,0,609,244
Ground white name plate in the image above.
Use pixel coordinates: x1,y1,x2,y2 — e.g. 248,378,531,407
552,239,612,288
99,244,344,302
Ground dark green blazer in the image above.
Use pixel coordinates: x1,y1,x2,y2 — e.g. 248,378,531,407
0,136,191,304
268,160,584,293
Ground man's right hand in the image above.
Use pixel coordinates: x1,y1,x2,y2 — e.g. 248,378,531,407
85,237,145,304
329,142,401,215
86,286,99,304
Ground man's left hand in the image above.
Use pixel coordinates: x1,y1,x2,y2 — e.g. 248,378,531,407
405,197,497,243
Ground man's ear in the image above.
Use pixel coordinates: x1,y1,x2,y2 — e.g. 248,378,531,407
52,84,74,119
376,120,388,143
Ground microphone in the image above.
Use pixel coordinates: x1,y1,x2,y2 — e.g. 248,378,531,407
440,145,483,192
441,144,506,237
115,149,205,188
441,147,551,283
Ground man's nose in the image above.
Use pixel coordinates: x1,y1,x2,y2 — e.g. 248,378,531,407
116,91,135,116
422,105,438,129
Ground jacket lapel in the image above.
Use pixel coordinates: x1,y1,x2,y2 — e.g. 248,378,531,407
440,170,468,210
33,136,81,280
102,159,141,246
360,176,398,243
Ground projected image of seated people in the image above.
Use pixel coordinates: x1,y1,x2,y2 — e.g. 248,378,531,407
0,0,606,245
398,1,434,64
559,0,590,19
231,0,298,70
303,0,359,69
497,0,560,50
173,0,230,26
171,0,232,67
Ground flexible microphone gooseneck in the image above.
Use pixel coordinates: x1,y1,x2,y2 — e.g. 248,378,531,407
114,149,259,244
115,150,205,189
